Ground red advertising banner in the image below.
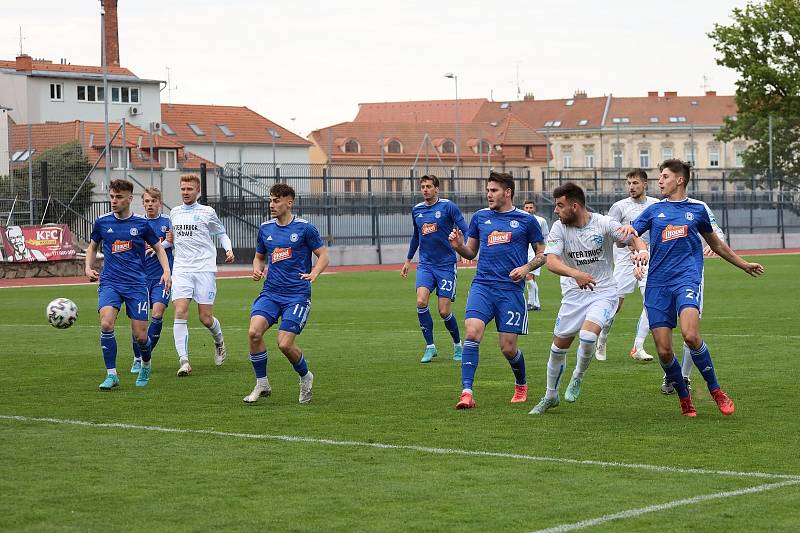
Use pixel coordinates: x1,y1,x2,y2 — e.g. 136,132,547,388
1,224,77,262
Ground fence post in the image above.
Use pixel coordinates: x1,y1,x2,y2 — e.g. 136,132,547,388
40,161,49,218
199,163,208,205
721,171,729,244
778,178,786,248
322,167,332,247
275,166,281,185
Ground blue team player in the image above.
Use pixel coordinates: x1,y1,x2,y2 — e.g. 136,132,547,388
243,183,330,405
448,171,546,409
84,179,172,390
629,159,764,416
130,187,174,374
401,175,470,363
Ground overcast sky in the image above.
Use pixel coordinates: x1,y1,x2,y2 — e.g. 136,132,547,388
3,0,750,137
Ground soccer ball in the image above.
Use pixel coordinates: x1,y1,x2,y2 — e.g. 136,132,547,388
47,298,78,329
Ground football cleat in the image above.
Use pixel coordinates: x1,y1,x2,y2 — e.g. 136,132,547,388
510,384,528,403
299,371,314,404
420,346,438,363
452,344,463,361
243,380,272,404
99,374,120,391
214,341,227,367
680,396,697,417
526,303,534,311
130,359,142,374
564,376,583,402
529,395,559,415
661,376,692,395
455,391,476,409
711,388,735,416
176,360,192,377
629,347,654,362
595,339,607,361
135,365,151,387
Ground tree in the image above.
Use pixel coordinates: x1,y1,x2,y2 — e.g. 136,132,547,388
709,0,800,187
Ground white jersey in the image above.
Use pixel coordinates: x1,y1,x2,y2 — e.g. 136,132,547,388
527,214,549,261
607,195,660,265
545,213,632,295
690,198,726,243
170,202,230,273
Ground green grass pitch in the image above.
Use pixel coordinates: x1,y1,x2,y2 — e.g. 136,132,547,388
1,255,799,531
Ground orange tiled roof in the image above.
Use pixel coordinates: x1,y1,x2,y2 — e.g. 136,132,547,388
160,104,310,146
0,59,137,77
355,99,489,123
607,93,737,126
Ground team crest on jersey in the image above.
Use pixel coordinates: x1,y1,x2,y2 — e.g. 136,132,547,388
129,228,138,236
161,225,168,233
112,240,132,253
422,223,438,235
591,234,604,246
487,230,512,245
435,211,441,219
686,212,694,220
662,224,688,241
290,233,299,242
272,247,292,263
510,220,519,228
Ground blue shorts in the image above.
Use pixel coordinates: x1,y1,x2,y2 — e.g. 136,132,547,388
415,263,458,301
147,278,171,308
251,293,312,335
97,284,150,321
645,282,702,330
464,282,527,334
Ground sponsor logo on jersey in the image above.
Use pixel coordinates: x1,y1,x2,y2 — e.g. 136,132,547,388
421,223,438,235
487,230,511,245
484,219,492,225
266,235,273,241
416,213,423,218
112,240,132,253
272,247,292,263
657,213,666,218
107,228,113,233
662,224,688,241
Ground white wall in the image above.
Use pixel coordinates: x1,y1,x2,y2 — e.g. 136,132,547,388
0,108,9,176
0,72,31,123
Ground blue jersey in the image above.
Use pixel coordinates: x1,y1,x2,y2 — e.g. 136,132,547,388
256,216,324,298
632,198,713,288
467,207,544,288
407,199,468,267
142,214,173,281
90,212,159,287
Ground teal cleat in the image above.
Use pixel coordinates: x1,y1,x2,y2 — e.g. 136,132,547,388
453,344,463,361
420,346,438,363
564,376,583,403
99,374,120,391
529,395,560,415
130,359,142,374
136,365,151,387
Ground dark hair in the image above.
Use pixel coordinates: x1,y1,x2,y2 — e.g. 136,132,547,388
109,179,133,194
659,159,692,185
270,183,296,199
523,199,535,206
420,175,439,188
626,169,648,182
488,171,515,198
552,181,585,207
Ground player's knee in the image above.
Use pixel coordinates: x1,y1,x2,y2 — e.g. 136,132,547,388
133,332,148,345
248,327,263,344
579,330,598,345
438,310,450,320
682,332,701,350
500,344,517,358
416,298,428,309
99,318,115,332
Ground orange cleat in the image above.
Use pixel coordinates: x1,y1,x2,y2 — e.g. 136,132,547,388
680,396,697,417
511,384,528,403
455,391,476,410
711,388,735,416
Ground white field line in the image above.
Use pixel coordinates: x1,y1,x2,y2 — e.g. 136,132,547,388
529,479,800,533
2,415,799,482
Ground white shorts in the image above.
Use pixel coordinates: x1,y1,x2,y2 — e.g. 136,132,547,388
554,290,619,338
614,262,647,297
527,252,542,277
171,271,217,304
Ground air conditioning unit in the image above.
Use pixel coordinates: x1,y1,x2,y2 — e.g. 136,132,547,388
129,106,140,116
149,121,161,133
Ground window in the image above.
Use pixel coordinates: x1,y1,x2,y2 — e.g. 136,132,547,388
386,140,402,154
344,139,360,153
110,148,129,170
611,117,630,124
669,116,687,123
552,120,562,127
77,84,104,102
649,116,659,123
684,144,696,165
613,147,624,168
158,149,177,170
524,145,533,159
110,86,140,104
441,140,455,154
49,83,63,101
217,124,234,137
344,179,362,193
565,99,574,106
500,102,510,109
11,149,35,162
735,147,745,167
544,120,562,127
662,147,674,161
709,145,720,167
188,123,205,136
478,140,491,154
639,148,650,168
584,150,594,167
578,119,589,126
161,122,176,135
563,153,573,168
385,178,404,192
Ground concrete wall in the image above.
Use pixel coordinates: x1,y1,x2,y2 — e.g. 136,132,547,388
0,108,9,176
728,233,800,251
0,72,30,123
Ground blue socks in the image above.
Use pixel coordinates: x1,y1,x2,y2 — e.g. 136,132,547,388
148,317,163,350
690,342,720,392
443,313,461,344
100,330,117,370
292,354,309,377
508,350,526,385
417,307,434,345
138,337,152,363
661,356,689,398
250,351,267,379
461,339,480,390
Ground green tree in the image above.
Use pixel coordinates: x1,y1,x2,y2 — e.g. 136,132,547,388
709,0,800,186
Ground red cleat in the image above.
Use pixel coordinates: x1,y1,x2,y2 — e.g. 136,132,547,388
680,396,697,417
711,388,735,416
455,391,476,410
511,384,528,403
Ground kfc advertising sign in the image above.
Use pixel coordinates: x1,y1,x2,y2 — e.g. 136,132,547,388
1,225,77,262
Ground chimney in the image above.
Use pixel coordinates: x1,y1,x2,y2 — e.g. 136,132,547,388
705,90,717,96
15,54,33,72
523,92,535,101
101,0,120,67
664,91,678,97
573,89,587,99
647,91,659,97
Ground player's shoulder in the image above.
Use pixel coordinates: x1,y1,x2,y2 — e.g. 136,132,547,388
412,201,426,210
96,211,115,221
645,196,660,205
609,197,629,209
686,197,710,208
471,207,492,219
261,219,277,227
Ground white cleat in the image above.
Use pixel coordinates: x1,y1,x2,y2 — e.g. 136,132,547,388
214,341,227,366
595,339,607,361
299,371,314,404
243,380,272,404
629,347,654,362
176,360,192,377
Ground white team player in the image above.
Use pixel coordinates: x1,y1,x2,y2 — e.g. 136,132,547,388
523,200,549,311
170,174,235,376
596,169,659,362
530,182,647,415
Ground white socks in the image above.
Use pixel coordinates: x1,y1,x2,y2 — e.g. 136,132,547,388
545,344,568,399
526,279,540,306
207,317,224,344
174,319,189,360
634,308,650,350
682,343,694,377
574,330,598,380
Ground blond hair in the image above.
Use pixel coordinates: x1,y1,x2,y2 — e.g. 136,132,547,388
180,174,201,187
142,186,162,200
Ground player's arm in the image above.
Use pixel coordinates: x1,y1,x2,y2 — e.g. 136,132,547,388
208,210,235,263
402,215,420,278
511,242,546,281
152,242,172,290
546,253,596,290
454,208,474,264
300,246,330,283
84,240,100,282
252,252,267,281
701,231,764,277
701,204,726,256
448,229,478,260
